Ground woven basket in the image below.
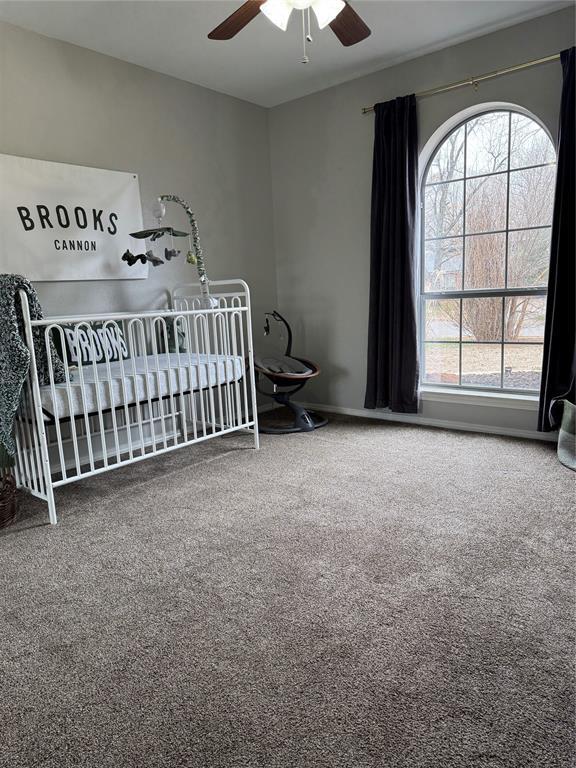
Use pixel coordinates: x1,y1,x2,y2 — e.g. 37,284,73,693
0,474,18,529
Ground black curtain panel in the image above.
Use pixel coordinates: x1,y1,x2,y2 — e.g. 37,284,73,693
538,47,576,432
364,95,419,413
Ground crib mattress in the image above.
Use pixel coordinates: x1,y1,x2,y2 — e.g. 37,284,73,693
40,352,245,419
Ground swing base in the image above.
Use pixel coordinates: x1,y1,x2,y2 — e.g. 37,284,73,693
258,396,328,435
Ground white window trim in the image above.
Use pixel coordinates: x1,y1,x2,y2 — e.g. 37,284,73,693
419,384,539,410
416,102,555,401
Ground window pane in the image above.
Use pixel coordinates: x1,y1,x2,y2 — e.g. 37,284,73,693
509,166,555,229
466,112,509,176
420,110,553,395
466,174,507,234
464,233,505,289
504,297,546,343
424,299,460,341
424,181,464,238
427,125,465,183
424,238,462,291
462,298,502,342
510,113,555,170
423,343,459,384
462,344,501,387
507,228,551,288
504,345,543,390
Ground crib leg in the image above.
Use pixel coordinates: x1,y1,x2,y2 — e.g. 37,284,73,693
46,486,58,525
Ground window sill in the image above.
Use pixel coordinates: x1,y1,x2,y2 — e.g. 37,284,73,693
419,385,539,411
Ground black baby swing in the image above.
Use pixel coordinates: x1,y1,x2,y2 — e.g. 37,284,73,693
254,311,328,435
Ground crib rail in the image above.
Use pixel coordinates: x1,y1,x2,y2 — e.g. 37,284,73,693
15,280,259,524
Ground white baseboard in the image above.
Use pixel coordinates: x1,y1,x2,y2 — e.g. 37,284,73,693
292,402,557,443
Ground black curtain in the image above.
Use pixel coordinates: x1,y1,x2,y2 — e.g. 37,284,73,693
538,47,576,431
364,95,419,413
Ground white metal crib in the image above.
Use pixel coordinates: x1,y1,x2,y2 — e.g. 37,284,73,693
14,280,259,524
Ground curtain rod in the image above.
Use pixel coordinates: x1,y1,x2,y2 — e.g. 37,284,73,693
361,52,561,114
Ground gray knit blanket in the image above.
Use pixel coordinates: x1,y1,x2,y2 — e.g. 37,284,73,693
0,274,65,466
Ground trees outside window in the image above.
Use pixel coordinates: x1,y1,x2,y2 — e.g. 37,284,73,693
421,110,556,391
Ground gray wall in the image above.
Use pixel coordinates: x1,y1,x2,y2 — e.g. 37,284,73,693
0,21,277,320
269,8,575,436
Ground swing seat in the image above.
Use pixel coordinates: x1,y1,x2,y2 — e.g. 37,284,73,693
254,355,313,378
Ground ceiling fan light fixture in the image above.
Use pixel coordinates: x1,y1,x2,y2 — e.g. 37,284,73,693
207,0,370,50
312,0,346,29
261,0,293,31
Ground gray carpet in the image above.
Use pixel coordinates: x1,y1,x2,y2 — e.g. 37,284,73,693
0,416,574,768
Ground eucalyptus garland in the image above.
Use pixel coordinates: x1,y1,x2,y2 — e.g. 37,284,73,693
159,194,210,303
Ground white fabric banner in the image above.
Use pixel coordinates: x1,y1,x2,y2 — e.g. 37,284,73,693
0,154,147,281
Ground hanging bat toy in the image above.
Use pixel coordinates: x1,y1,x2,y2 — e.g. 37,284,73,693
122,249,164,267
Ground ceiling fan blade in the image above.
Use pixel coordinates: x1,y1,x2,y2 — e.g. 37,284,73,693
329,2,371,47
208,0,265,40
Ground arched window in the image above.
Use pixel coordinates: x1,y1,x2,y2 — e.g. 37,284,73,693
420,109,556,392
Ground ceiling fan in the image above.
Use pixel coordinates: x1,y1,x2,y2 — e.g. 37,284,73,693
208,0,371,49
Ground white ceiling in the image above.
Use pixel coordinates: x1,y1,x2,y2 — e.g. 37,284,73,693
0,0,569,106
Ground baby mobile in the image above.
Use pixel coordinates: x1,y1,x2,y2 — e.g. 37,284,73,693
122,194,212,306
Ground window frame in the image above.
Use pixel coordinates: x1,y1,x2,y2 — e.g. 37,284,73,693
419,108,556,395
